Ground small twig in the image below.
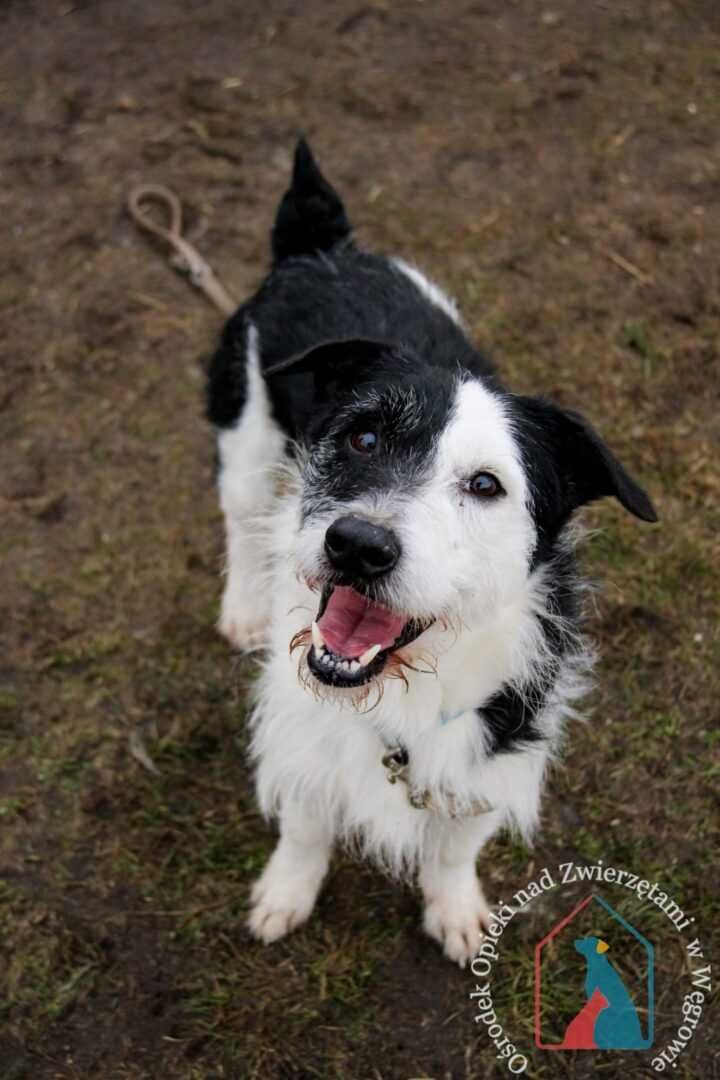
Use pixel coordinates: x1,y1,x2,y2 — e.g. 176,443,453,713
128,727,159,775
128,291,169,312
600,247,654,286
131,895,242,920
607,124,635,151
178,894,244,927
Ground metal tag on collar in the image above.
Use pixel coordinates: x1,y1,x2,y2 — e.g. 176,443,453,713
382,744,493,818
407,787,432,811
409,787,494,818
381,745,409,784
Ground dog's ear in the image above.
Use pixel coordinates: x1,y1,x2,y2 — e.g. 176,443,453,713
264,337,394,385
513,396,658,525
264,338,398,440
271,138,352,263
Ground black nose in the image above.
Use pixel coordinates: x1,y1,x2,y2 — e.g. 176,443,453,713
324,515,400,579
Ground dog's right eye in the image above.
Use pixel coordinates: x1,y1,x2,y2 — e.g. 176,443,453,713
348,430,378,454
466,471,504,498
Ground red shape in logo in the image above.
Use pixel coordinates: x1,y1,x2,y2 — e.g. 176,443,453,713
560,987,608,1049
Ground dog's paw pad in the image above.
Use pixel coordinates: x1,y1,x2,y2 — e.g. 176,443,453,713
218,611,269,652
423,886,492,967
219,582,271,652
247,880,316,945
247,899,306,944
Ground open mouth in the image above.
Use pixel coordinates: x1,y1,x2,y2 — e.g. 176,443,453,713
306,584,432,688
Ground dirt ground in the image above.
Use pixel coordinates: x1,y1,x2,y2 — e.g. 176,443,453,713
1,1,719,1077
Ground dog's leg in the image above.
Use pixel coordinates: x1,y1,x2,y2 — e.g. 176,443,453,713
217,325,286,652
419,812,502,967
248,802,333,944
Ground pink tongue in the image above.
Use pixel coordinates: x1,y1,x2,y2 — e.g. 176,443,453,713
317,586,407,658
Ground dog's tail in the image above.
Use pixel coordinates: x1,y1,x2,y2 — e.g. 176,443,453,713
271,138,352,263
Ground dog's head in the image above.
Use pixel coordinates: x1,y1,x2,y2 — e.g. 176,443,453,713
267,337,657,695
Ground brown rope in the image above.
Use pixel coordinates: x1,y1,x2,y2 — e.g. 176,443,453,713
127,184,237,316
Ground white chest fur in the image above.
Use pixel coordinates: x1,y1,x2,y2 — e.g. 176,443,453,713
249,511,553,875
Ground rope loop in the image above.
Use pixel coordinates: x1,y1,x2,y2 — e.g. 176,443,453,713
127,184,237,315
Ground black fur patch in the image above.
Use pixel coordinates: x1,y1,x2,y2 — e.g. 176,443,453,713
507,395,657,564
478,684,548,754
206,245,496,437
206,310,249,429
272,139,352,263
477,547,582,755
205,138,495,436
300,361,458,517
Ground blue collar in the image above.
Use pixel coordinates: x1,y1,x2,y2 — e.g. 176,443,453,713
440,707,467,726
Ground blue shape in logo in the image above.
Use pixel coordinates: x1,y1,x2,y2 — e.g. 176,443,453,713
574,935,644,1049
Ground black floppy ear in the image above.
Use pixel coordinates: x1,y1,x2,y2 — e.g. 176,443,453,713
513,397,658,526
271,138,352,263
264,337,393,381
560,408,658,522
264,338,397,441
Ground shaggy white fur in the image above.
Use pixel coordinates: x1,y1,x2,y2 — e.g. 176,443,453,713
217,308,594,966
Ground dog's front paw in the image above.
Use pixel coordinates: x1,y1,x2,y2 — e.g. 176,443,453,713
422,875,492,967
247,861,323,945
219,589,270,652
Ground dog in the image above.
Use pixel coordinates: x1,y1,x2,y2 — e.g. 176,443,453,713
206,139,657,966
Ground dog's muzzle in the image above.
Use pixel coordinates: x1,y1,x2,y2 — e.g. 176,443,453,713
307,583,432,688
302,516,432,688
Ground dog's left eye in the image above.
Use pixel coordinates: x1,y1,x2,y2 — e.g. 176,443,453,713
466,471,504,498
348,430,379,454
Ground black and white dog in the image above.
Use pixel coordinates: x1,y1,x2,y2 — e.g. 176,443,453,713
207,140,657,965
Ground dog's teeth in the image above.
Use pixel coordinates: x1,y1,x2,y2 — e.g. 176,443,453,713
358,644,382,667
349,660,361,674
311,621,325,652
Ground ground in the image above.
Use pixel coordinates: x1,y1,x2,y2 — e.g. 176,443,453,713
1,1,719,1077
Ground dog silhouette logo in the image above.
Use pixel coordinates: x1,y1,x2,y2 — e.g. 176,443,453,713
535,894,654,1050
